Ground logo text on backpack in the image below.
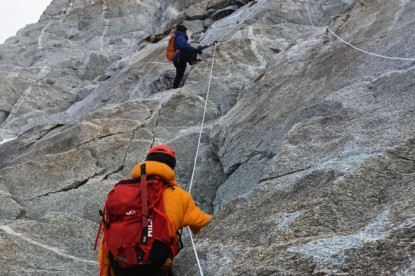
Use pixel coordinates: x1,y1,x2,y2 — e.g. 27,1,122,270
126,210,136,216
148,217,153,237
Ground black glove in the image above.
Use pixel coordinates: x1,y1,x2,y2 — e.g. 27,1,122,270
196,48,203,55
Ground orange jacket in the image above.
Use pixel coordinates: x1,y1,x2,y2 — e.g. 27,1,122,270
98,161,212,275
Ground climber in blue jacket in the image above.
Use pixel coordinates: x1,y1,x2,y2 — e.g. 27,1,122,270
172,25,202,89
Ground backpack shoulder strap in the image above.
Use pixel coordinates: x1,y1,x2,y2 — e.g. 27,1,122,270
140,163,149,242
116,175,159,185
117,178,140,185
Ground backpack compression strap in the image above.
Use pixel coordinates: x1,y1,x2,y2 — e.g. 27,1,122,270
140,163,149,245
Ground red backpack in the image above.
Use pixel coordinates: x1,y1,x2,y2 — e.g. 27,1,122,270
94,164,179,274
166,34,180,61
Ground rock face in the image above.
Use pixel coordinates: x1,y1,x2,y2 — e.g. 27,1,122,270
0,0,414,275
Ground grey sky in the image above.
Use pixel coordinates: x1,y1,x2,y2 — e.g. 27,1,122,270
0,0,52,44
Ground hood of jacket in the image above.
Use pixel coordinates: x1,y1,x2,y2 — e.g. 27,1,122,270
131,160,178,187
174,30,188,41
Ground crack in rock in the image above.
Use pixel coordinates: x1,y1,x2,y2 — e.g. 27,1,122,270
27,171,104,201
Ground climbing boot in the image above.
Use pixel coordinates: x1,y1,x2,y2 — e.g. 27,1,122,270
189,59,202,65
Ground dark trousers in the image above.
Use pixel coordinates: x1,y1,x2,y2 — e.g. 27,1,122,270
172,51,198,89
111,262,171,276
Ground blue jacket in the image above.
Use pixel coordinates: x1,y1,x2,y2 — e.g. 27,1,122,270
174,30,197,61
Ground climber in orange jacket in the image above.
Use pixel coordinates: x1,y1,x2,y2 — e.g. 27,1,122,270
97,144,212,276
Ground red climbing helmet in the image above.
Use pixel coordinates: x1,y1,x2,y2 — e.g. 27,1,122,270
147,144,176,160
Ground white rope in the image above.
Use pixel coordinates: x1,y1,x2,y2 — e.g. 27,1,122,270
305,0,316,29
216,0,267,42
324,27,415,61
189,0,265,194
184,1,414,274
186,2,267,274
188,44,218,194
188,227,205,276
305,0,415,61
186,44,218,276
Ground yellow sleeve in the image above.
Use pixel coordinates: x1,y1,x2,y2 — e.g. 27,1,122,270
97,235,114,276
182,191,212,234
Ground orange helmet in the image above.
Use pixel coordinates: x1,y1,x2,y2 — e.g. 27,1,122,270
146,144,176,169
147,144,176,159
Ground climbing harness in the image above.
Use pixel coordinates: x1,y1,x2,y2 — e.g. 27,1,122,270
305,0,415,61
